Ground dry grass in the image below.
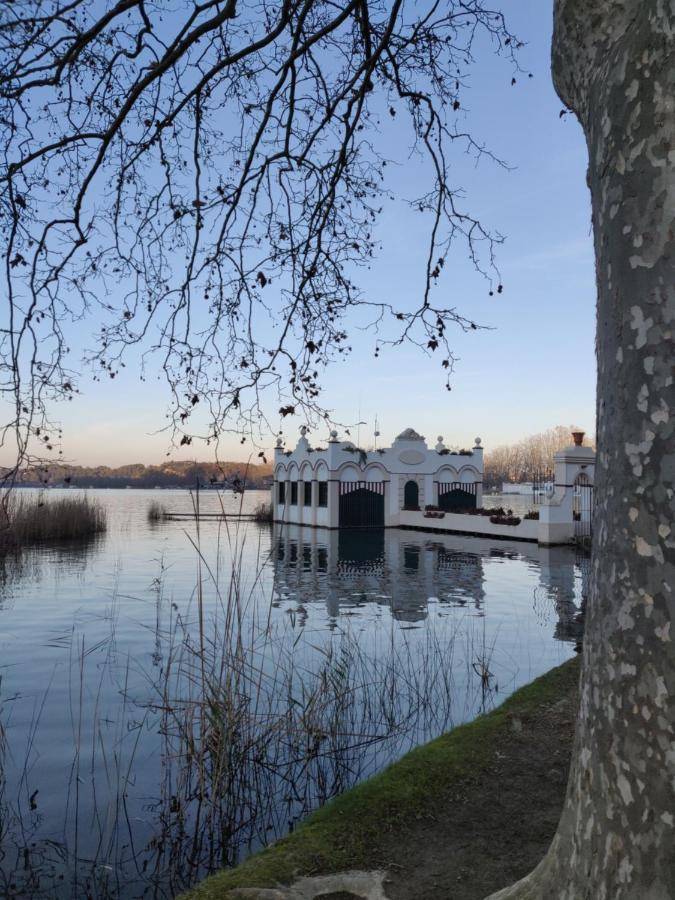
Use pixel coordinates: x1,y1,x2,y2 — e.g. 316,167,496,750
252,500,272,523
147,499,169,522
0,491,106,547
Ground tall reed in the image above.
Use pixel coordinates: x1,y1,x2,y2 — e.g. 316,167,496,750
147,499,168,522
252,500,273,524
138,500,465,887
0,491,106,547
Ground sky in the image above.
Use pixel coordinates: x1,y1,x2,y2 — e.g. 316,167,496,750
7,1,597,467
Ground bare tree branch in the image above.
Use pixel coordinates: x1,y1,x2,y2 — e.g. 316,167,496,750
0,0,520,476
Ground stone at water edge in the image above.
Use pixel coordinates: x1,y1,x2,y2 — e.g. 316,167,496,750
223,869,390,900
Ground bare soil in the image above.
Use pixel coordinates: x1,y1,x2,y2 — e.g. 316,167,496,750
376,691,577,900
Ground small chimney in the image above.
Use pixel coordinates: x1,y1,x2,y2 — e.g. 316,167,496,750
572,431,585,447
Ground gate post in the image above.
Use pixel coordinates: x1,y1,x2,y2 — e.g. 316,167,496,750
473,437,484,507
423,473,434,509
328,479,340,529
538,435,595,545
311,478,318,528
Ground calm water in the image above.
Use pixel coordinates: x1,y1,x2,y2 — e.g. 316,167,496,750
0,490,585,899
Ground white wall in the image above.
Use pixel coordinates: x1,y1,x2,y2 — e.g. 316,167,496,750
399,509,540,542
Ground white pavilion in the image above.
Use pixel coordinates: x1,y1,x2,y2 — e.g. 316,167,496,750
272,427,484,529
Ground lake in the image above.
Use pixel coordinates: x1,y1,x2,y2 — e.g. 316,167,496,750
0,489,585,898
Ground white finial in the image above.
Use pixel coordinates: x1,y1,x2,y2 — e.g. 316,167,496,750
275,436,283,448
300,425,308,437
474,436,482,447
435,435,446,452
329,429,338,440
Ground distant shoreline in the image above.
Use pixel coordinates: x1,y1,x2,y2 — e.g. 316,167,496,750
2,459,273,492
10,482,271,491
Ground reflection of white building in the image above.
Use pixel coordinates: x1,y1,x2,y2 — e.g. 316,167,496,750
273,427,484,530
272,524,582,637
272,524,487,621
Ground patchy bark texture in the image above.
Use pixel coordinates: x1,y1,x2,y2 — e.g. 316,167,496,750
487,1,675,897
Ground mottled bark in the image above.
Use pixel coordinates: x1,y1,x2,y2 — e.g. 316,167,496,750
487,1,675,898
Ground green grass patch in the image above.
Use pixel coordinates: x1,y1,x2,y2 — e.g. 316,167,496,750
179,658,579,899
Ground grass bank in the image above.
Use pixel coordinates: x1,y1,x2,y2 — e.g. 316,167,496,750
179,657,580,899
0,492,106,547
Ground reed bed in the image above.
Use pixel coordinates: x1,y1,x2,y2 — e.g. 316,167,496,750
0,491,106,547
149,607,461,880
126,509,481,890
252,500,273,523
147,498,169,522
0,492,499,898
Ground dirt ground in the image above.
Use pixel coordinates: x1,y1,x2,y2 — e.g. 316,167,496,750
371,689,577,900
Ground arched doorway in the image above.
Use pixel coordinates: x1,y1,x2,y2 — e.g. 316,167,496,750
573,473,593,542
403,480,419,509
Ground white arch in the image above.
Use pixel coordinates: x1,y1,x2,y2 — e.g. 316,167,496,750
364,464,387,482
299,461,313,480
458,465,480,483
274,463,287,477
315,460,329,480
435,465,458,482
338,463,361,482
287,462,299,478
575,471,593,486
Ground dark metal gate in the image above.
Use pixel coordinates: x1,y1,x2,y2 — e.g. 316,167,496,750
436,481,477,511
339,481,385,528
574,479,593,545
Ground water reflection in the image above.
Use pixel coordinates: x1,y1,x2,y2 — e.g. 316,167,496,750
272,525,586,642
0,536,102,599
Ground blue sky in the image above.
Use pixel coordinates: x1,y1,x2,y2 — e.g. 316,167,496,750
23,1,596,467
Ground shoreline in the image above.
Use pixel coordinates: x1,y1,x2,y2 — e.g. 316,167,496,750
179,657,580,900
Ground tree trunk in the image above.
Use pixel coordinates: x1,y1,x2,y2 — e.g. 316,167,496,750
487,1,675,897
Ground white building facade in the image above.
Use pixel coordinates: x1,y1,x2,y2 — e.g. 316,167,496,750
273,427,484,530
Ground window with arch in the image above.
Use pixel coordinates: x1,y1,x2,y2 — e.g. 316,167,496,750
403,480,419,509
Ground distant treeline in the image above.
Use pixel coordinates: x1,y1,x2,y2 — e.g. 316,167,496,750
7,460,273,490
484,425,595,490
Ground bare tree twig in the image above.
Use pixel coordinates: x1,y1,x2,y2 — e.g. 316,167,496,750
0,0,520,479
